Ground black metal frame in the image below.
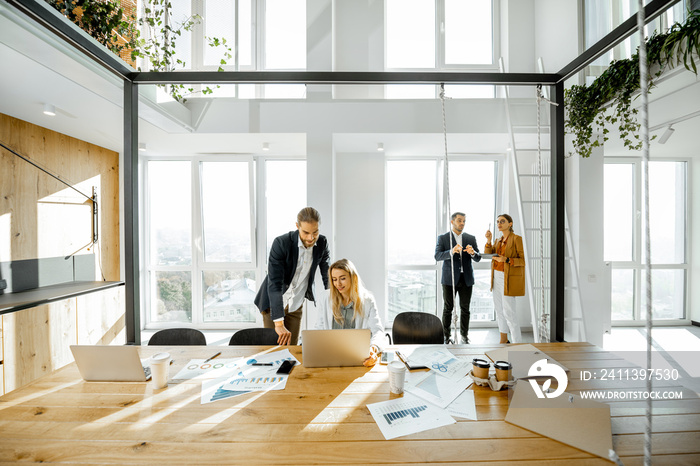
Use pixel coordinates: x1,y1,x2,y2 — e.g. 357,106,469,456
6,0,678,343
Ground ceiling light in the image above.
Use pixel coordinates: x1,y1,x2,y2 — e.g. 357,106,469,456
377,143,384,152
138,143,146,152
43,104,56,116
657,125,674,144
262,142,270,151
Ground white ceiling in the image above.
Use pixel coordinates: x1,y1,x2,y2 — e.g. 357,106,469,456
1,3,698,160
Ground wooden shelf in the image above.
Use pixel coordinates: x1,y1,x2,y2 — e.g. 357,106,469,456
0,281,124,315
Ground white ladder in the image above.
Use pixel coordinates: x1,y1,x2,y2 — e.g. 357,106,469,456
499,58,587,343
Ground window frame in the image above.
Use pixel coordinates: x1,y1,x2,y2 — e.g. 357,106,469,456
384,154,504,325
604,156,691,323
384,0,499,72
142,154,260,330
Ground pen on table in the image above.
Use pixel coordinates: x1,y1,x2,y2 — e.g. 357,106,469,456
395,351,410,370
203,352,221,363
252,363,273,366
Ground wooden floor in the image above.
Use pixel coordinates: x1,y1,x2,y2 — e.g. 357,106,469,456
0,343,698,464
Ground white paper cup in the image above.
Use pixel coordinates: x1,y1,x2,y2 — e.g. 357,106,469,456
150,352,171,389
387,360,407,394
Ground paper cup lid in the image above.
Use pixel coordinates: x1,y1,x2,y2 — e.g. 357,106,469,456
388,360,405,371
472,358,490,368
151,352,170,363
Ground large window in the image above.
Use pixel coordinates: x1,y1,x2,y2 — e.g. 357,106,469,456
582,1,687,84
148,0,306,98
386,158,500,324
604,160,688,321
144,157,306,328
385,0,496,99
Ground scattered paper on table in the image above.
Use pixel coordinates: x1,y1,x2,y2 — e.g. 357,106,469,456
445,389,477,420
201,377,249,404
367,393,456,440
221,366,289,392
405,371,472,409
408,347,471,380
198,349,300,403
173,358,244,380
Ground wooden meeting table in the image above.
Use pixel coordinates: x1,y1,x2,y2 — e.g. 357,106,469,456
0,342,698,464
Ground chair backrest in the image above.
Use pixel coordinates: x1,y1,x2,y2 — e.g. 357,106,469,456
391,312,443,345
148,328,207,346
228,328,279,346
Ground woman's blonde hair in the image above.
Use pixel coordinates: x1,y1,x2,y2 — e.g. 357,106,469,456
329,259,367,326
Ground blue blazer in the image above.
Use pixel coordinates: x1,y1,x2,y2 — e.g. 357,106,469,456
254,230,331,320
434,231,481,286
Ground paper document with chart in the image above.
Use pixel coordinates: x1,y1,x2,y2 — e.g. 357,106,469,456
220,348,299,392
173,358,244,380
367,393,456,440
200,349,299,403
405,370,472,409
408,346,471,380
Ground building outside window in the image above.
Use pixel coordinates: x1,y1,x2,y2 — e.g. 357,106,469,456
604,159,688,322
386,157,500,324
143,157,306,329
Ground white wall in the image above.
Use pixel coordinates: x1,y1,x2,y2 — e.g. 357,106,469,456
534,0,579,73
335,152,387,318
566,145,611,347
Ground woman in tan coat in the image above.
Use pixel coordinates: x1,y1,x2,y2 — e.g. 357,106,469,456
484,214,525,343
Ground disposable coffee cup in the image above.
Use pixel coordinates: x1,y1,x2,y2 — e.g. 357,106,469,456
494,360,512,382
472,358,490,379
387,360,407,394
150,352,171,389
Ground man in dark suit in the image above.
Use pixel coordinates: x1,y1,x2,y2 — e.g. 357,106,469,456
254,207,330,345
434,212,481,344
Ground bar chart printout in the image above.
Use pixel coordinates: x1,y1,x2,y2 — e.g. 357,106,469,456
367,394,456,440
384,405,427,425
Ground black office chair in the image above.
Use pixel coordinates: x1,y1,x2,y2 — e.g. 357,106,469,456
228,328,279,346
148,328,207,346
391,312,444,345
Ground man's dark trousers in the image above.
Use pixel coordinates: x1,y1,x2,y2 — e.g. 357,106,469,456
441,273,472,343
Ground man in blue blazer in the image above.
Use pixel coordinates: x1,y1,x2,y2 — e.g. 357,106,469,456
254,207,330,345
434,212,481,344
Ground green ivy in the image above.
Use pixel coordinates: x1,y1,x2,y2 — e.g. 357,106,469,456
47,0,232,103
46,0,137,56
565,9,700,158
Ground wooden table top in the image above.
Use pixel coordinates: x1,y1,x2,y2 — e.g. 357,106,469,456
0,342,698,465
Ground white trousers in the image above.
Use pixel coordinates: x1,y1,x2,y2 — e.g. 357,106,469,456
493,270,521,343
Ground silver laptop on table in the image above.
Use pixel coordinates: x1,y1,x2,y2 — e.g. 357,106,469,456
70,345,151,382
301,329,371,368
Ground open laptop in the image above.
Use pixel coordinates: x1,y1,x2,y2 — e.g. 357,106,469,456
70,345,151,382
301,329,371,368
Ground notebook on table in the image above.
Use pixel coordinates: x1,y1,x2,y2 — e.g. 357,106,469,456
70,345,151,382
301,329,371,368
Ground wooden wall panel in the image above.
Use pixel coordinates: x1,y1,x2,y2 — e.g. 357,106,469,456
0,113,122,394
77,287,126,346
2,299,77,393
0,316,4,396
0,112,119,280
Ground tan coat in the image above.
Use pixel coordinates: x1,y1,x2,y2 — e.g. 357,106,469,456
484,233,526,297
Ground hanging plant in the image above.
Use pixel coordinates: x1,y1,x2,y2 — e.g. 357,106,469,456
47,0,232,103
130,0,232,102
564,9,700,158
46,0,137,59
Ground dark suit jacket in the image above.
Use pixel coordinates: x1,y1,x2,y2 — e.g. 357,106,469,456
254,230,330,320
434,231,481,286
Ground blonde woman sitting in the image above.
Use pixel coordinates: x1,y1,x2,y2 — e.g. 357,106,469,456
315,259,386,366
